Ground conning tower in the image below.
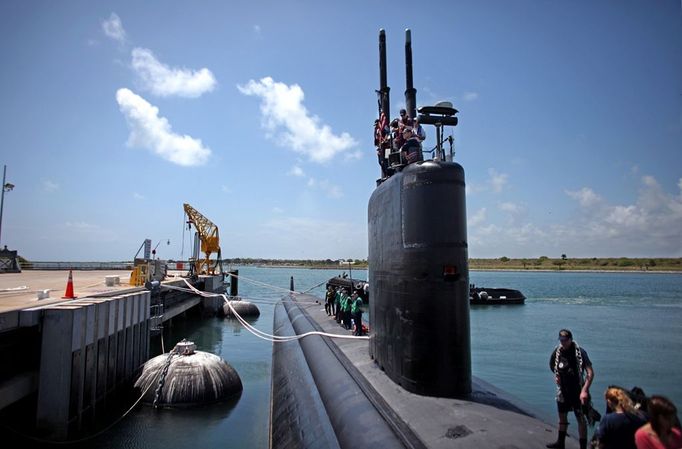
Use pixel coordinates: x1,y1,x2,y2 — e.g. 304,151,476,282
368,29,471,398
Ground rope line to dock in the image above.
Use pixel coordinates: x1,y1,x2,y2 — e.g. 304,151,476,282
225,271,299,294
224,270,331,296
180,279,369,343
161,285,322,305
299,278,328,293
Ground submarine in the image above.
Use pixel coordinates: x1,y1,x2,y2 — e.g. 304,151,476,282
270,29,575,448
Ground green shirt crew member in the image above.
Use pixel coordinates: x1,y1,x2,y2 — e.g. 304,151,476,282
334,289,342,323
351,293,364,336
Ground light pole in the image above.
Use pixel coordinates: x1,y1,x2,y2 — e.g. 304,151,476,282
0,165,15,246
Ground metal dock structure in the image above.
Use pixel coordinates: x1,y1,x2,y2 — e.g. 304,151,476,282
0,269,226,440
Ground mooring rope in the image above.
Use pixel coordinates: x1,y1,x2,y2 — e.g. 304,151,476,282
161,284,322,305
225,271,298,294
299,278,328,294
180,279,368,343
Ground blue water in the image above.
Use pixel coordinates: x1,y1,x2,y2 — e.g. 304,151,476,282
468,270,682,419
70,268,682,447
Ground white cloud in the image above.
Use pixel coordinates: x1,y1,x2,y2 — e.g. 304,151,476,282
116,88,211,166
133,192,145,200
60,221,118,244
344,150,364,161
498,202,527,226
499,202,521,213
317,180,343,198
102,13,127,44
65,221,99,230
255,216,365,259
469,174,682,257
237,77,357,163
306,177,343,198
562,176,682,254
42,180,59,192
131,48,216,98
488,168,508,193
288,165,305,177
468,208,487,227
565,187,602,208
254,25,261,34
272,207,284,214
468,221,549,257
463,91,479,101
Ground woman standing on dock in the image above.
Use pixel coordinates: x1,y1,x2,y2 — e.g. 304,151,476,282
595,387,645,449
635,396,682,449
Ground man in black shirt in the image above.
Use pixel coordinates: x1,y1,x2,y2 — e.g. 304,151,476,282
547,329,595,449
400,127,423,164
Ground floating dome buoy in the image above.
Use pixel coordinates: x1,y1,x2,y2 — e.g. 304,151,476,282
134,339,242,408
224,298,260,317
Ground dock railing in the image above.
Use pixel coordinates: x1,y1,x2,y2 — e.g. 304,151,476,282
20,261,134,270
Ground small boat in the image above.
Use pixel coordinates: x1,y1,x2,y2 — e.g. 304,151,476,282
325,274,369,301
470,285,525,305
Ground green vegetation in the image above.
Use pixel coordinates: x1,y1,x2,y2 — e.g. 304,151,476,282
221,257,682,272
469,257,682,272
222,258,368,269
16,255,681,272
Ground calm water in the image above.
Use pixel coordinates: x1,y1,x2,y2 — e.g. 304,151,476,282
60,268,682,447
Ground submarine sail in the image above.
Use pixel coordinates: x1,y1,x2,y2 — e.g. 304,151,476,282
368,29,471,398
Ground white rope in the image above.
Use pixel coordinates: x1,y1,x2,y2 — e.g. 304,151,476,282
180,279,368,343
553,340,585,403
224,270,333,296
161,285,322,305
225,272,298,294
300,279,328,294
0,285,28,293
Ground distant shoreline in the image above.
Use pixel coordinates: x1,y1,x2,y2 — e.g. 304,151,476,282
468,268,682,274
223,256,682,273
19,258,682,274
246,264,681,274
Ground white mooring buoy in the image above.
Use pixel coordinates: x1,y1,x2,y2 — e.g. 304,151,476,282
134,339,242,408
223,298,260,318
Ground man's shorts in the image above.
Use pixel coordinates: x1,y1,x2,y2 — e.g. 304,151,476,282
557,398,585,418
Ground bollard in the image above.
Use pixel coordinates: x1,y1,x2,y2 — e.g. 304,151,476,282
229,270,239,296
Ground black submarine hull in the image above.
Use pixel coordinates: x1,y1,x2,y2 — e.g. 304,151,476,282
269,294,561,449
368,160,471,398
270,295,423,449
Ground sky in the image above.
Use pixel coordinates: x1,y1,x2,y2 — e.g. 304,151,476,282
0,0,681,261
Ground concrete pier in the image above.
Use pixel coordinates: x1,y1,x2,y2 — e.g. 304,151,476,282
35,292,150,439
0,269,227,441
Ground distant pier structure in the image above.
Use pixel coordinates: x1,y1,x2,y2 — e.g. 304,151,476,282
0,246,20,273
0,269,226,441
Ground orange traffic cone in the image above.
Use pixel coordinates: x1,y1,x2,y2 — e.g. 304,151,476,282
62,270,77,299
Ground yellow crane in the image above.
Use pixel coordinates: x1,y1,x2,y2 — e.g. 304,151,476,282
183,203,222,275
